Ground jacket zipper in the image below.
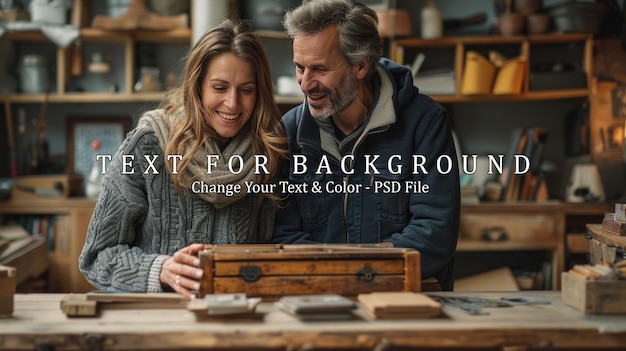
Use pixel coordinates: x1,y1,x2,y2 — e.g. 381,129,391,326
343,125,390,244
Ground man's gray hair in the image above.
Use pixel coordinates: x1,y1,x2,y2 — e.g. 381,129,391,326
283,0,383,80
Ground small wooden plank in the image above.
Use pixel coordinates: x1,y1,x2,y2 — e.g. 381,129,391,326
358,292,442,319
85,292,188,303
60,294,97,317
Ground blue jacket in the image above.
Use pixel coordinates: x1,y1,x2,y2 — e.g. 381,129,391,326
273,58,460,290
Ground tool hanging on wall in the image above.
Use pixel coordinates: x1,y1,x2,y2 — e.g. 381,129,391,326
70,39,83,77
33,82,51,174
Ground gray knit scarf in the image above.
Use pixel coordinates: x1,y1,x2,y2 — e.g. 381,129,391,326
137,109,255,209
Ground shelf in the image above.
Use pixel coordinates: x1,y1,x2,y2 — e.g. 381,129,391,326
80,27,192,43
2,93,302,104
3,27,192,44
457,239,558,251
1,92,165,103
427,89,589,103
393,33,591,47
391,33,593,103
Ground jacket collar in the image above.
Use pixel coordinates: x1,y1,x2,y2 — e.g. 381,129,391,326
296,64,397,155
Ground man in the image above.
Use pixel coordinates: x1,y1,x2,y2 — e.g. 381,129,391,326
273,0,460,290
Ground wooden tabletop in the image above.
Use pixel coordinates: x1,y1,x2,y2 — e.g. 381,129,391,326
2,291,626,350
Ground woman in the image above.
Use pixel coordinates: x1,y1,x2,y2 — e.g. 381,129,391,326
79,19,287,297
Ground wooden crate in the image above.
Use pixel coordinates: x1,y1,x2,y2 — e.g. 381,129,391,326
198,244,421,299
561,272,626,314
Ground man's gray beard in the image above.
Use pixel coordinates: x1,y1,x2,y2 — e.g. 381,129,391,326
309,82,359,122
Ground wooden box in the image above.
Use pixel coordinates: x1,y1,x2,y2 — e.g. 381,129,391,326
561,272,626,314
12,174,84,200
198,244,421,299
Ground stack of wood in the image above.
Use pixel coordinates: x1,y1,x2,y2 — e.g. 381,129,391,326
568,261,626,281
357,292,442,319
0,266,16,318
602,204,626,236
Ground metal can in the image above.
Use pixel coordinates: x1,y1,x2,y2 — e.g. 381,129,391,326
18,54,49,93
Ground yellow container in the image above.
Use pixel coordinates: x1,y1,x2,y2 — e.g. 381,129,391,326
461,51,496,95
493,56,526,95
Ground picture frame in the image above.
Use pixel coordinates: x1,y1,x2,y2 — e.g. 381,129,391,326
65,116,132,176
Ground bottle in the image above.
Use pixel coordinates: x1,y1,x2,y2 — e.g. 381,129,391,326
86,140,103,199
421,0,443,39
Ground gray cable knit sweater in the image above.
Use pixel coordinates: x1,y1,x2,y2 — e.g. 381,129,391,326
79,110,275,292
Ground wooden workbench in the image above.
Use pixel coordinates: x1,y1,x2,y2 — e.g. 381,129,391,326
2,292,626,350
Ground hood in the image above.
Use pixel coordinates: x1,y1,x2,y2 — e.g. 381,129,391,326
378,57,419,110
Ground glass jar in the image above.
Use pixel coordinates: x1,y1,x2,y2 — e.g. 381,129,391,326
134,67,161,92
18,54,48,93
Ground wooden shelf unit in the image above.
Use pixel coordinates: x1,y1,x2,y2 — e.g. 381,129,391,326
390,33,593,102
1,26,191,103
0,28,303,106
459,202,612,290
0,198,96,293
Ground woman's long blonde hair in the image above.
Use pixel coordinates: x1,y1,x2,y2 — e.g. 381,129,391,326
162,19,287,201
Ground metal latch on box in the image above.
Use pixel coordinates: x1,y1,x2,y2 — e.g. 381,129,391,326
357,267,378,282
239,265,262,282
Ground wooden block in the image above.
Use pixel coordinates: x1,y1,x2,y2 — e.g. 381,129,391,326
562,272,626,314
61,294,97,317
602,213,626,236
358,292,442,319
0,266,16,318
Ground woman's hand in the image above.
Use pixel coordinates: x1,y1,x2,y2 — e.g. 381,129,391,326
160,243,205,297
